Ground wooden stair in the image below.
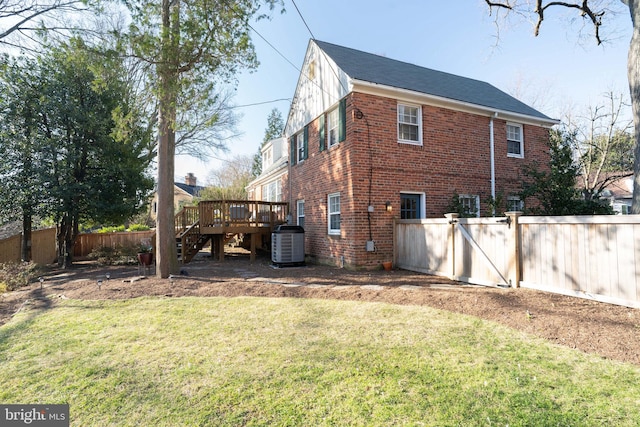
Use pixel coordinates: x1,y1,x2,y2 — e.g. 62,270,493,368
173,201,289,264
176,220,211,264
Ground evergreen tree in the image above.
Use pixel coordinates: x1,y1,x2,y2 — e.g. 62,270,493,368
0,56,46,261
521,129,613,215
252,108,284,177
0,39,154,267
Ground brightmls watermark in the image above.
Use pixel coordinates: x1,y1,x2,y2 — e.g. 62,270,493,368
0,405,68,426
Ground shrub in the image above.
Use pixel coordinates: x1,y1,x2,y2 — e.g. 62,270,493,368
97,225,126,233
127,223,151,232
0,261,41,292
88,243,139,265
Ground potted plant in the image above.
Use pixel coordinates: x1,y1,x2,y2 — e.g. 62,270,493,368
137,240,153,266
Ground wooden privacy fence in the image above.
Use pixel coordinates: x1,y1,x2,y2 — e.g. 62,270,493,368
0,228,57,265
0,229,155,264
73,230,155,257
394,213,640,308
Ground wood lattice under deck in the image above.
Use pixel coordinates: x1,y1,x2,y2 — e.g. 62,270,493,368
174,200,289,263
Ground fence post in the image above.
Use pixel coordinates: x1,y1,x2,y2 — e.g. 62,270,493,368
444,213,459,280
505,211,522,288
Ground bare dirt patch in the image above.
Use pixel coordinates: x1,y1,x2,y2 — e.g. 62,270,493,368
2,250,639,365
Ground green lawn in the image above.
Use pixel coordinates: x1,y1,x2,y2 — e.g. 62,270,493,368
1,296,639,426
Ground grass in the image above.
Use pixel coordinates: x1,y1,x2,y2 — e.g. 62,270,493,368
1,296,640,426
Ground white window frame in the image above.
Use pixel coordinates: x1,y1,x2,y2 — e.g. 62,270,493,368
297,200,305,227
261,179,281,202
328,192,341,235
262,146,272,170
507,196,524,212
397,103,422,145
296,132,305,163
327,107,339,148
507,123,524,158
459,194,480,217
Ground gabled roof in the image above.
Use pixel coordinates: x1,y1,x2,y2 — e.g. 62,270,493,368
175,182,204,197
314,40,555,122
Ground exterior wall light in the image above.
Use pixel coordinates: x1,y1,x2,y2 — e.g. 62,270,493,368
385,201,392,212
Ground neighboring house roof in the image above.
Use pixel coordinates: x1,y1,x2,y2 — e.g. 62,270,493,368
312,40,555,122
599,173,633,201
175,183,205,197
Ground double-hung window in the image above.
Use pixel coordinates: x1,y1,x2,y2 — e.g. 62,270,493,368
507,196,524,212
507,123,524,158
328,193,340,235
398,103,422,144
262,180,281,202
296,132,305,163
262,147,272,170
297,200,305,228
327,107,339,148
459,194,480,217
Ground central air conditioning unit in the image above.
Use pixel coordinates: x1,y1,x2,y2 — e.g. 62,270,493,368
272,225,305,266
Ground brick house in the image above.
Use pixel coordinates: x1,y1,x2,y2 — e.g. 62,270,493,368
251,40,558,269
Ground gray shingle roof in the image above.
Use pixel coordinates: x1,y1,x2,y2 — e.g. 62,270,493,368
315,40,554,121
175,183,204,197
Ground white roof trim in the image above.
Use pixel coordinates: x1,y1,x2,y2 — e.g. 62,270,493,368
246,163,288,189
352,79,560,128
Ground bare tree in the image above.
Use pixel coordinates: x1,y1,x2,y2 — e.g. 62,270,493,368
484,0,640,213
199,155,254,200
0,0,89,49
564,91,634,199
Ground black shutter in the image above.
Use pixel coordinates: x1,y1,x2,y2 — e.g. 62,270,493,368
319,114,325,152
303,125,309,160
338,98,347,142
290,135,296,166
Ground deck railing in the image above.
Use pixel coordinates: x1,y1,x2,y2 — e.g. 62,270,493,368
198,200,288,229
175,206,199,234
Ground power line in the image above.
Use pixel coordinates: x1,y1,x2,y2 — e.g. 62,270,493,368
248,20,340,103
288,0,348,96
232,98,291,109
291,0,316,41
248,23,302,74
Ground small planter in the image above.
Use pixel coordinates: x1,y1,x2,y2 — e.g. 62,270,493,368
382,261,392,271
137,252,153,266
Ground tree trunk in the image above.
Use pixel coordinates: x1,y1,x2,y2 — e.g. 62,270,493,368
156,97,179,278
55,212,79,268
56,218,70,268
20,206,32,262
627,0,640,213
155,0,180,278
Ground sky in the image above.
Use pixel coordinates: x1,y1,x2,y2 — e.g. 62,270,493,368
174,0,634,186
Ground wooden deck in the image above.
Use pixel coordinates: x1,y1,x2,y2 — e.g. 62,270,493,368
174,200,288,263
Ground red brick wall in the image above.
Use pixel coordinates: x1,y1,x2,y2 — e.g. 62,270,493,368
287,92,550,269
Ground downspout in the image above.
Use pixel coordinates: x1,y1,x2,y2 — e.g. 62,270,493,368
489,112,498,216
288,137,293,224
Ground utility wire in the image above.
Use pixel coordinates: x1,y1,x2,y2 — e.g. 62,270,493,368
248,19,341,104
291,0,316,41
248,23,302,74
288,0,348,98
232,98,291,109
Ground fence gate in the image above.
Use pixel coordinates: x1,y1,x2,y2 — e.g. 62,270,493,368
450,217,513,288
394,213,521,288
